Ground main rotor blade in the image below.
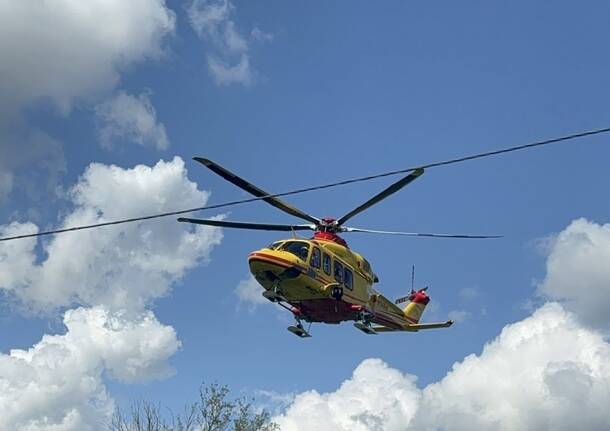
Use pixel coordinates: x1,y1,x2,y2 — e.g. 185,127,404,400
194,158,320,225
178,217,316,232
336,168,425,226
342,226,502,239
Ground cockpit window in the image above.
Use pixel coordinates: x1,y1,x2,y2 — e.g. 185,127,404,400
281,241,310,261
266,241,283,250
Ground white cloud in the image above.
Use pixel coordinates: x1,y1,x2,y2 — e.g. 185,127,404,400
208,54,253,86
0,306,180,431
0,157,223,429
255,390,296,416
187,0,241,47
274,218,610,431
187,0,270,86
235,274,268,308
95,91,169,150
0,0,175,202
447,309,471,323
274,304,610,431
414,303,610,431
274,358,421,431
0,0,175,116
250,27,274,43
537,218,610,331
0,156,222,313
458,286,480,300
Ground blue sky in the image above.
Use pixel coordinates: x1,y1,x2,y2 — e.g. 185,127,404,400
2,1,610,430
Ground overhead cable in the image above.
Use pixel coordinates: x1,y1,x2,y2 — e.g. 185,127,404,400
1,126,608,242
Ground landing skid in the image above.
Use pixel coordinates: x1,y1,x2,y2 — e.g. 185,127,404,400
354,322,377,335
287,324,311,338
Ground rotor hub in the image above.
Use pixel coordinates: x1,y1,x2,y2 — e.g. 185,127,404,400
319,217,338,231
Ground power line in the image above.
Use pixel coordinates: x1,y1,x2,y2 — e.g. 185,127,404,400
1,126,609,242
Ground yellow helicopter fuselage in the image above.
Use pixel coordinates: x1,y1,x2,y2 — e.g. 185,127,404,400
248,237,412,328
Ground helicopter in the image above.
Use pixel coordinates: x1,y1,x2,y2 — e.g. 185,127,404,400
178,158,500,338
0,128,604,336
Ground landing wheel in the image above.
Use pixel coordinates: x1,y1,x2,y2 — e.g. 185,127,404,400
354,311,377,335
287,313,312,338
262,280,286,303
354,321,377,335
287,324,311,338
262,290,286,303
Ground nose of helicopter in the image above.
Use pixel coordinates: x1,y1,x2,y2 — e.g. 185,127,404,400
247,248,302,281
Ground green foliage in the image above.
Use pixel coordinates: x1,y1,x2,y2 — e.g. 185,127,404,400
109,383,279,431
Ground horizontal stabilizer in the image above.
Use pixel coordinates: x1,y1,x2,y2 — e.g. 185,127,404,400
394,295,411,304
371,320,453,333
408,320,454,330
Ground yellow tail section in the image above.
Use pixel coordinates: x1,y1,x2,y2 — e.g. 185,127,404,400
403,289,430,324
403,301,426,323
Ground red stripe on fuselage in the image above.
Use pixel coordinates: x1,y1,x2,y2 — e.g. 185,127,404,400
249,252,300,268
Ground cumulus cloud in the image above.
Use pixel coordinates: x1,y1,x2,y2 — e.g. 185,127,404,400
0,157,222,429
235,274,268,308
0,0,175,116
208,55,253,87
414,303,610,431
274,218,610,431
537,218,610,331
0,156,222,313
95,91,170,150
0,306,180,431
274,304,610,431
0,0,175,201
187,0,270,86
274,358,421,431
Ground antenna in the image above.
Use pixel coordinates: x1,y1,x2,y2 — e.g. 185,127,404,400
394,265,417,305
411,265,415,292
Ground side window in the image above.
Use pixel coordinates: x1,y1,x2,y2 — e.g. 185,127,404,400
334,260,344,284
310,247,321,269
323,253,331,275
344,267,353,290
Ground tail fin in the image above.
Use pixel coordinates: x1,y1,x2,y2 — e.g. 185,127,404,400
403,288,430,324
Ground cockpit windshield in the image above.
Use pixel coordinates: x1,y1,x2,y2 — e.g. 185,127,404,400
266,241,283,250
281,241,310,261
